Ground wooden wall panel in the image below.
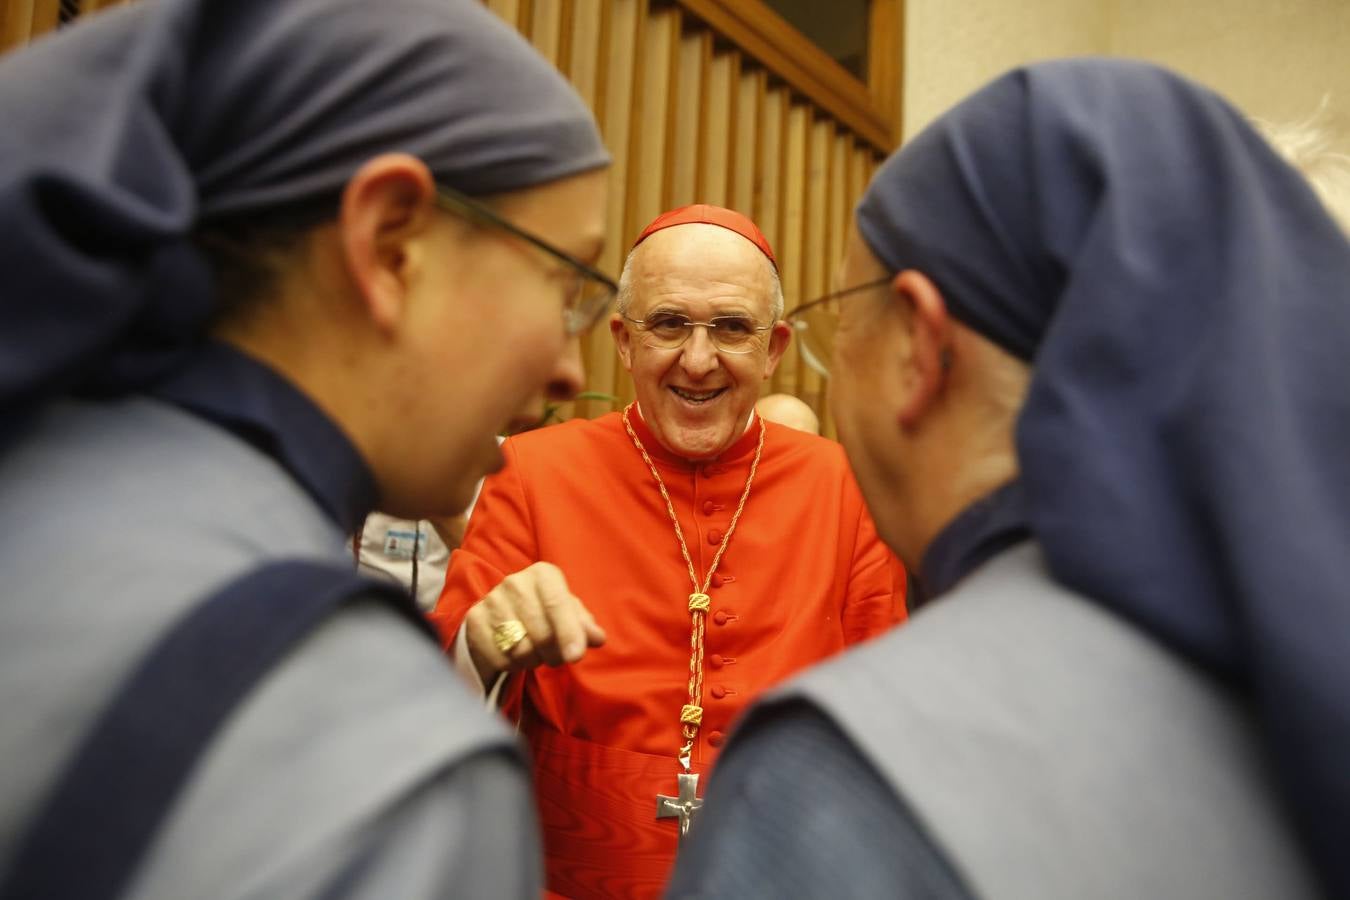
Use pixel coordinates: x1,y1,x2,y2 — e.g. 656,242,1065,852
828,133,851,281
674,0,893,152
556,0,604,415
796,116,831,410
2,0,58,53
595,0,639,279
867,0,903,144
696,42,735,208
752,84,785,278
625,4,679,236
817,130,853,439
850,143,872,214
486,0,522,29
772,102,807,396
565,0,603,117
728,66,762,218
666,27,703,209
611,2,679,407
583,0,642,418
528,0,565,65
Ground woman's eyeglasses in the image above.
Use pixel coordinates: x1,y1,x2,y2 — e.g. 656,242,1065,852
435,185,618,336
786,277,893,376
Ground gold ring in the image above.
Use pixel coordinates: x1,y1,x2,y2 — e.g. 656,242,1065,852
492,619,528,654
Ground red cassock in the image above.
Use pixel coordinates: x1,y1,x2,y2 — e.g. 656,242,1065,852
431,411,906,899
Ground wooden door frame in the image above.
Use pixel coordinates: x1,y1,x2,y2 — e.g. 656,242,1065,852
672,0,902,152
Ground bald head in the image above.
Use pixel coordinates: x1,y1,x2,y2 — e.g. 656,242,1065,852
609,219,794,461
617,223,783,321
756,393,820,435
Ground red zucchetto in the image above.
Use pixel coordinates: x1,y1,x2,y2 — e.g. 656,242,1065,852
632,204,777,269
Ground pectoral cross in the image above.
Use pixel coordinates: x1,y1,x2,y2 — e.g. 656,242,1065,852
656,771,703,843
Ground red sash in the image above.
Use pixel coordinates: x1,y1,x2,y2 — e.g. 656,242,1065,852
528,724,709,900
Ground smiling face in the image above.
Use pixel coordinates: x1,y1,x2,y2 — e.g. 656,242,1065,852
216,154,608,522
610,224,790,460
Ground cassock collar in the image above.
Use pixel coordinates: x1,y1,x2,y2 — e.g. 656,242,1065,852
151,342,377,534
917,479,1031,608
627,405,763,469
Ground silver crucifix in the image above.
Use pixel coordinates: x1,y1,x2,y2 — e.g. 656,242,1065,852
656,771,703,843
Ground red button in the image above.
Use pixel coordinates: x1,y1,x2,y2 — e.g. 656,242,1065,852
710,574,725,588
702,466,723,478
713,611,730,626
702,500,717,515
708,731,726,748
707,529,722,544
710,685,727,699
708,654,725,669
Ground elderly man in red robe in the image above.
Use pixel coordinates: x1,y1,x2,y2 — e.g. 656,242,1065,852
430,205,906,899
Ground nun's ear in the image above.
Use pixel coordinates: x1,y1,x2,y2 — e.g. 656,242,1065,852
338,153,439,332
893,269,953,428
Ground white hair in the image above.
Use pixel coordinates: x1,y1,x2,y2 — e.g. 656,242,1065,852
1254,98,1350,234
616,244,786,321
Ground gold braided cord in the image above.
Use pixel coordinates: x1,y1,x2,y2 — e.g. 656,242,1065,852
622,404,766,764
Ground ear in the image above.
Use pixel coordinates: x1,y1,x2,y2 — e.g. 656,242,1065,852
761,320,793,379
338,153,439,334
893,269,953,428
610,312,636,372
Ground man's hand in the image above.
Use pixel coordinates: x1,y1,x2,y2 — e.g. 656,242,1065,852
463,562,606,686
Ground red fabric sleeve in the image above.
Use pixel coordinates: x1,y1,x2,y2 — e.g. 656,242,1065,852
840,480,909,644
428,440,540,650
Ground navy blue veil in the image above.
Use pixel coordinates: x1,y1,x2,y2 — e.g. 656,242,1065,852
857,59,1350,896
0,0,608,423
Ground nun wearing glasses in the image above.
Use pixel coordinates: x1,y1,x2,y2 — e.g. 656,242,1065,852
0,0,617,896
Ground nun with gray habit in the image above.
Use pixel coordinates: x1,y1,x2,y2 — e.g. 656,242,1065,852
0,0,612,897
668,60,1348,899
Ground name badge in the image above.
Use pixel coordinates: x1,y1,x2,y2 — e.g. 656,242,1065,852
382,527,426,561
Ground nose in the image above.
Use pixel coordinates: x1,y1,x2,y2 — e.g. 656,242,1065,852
679,325,721,379
546,333,586,402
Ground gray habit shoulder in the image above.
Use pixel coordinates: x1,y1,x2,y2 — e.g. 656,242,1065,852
0,398,539,898
665,702,973,900
676,542,1318,900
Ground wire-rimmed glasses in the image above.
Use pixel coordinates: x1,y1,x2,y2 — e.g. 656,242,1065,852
435,185,618,335
786,277,893,376
621,312,774,354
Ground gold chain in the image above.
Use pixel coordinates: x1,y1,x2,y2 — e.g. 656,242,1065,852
621,404,766,767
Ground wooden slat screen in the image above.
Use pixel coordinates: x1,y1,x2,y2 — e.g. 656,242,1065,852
1,0,896,436
3,0,59,51
530,0,893,436
473,0,898,431
3,0,133,53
